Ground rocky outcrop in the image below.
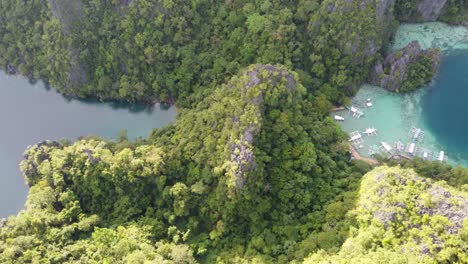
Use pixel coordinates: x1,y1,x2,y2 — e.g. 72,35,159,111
331,0,397,62
376,0,396,23
120,0,132,7
67,53,88,90
47,0,88,91
229,65,297,189
305,166,468,262
417,0,448,21
396,0,467,23
48,0,83,35
21,140,63,187
418,185,468,234
370,41,441,91
370,168,468,235
245,65,297,91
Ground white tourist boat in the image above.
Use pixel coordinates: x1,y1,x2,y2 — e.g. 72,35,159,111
438,151,445,162
348,105,364,118
363,127,377,136
334,115,345,121
349,134,362,142
411,127,425,141
395,141,405,152
380,141,393,154
406,142,416,155
349,131,363,145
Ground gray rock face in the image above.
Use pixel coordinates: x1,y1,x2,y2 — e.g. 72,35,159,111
328,0,397,66
230,141,254,189
418,185,468,234
368,167,468,256
48,0,83,35
376,0,396,23
370,41,441,91
67,54,88,90
245,65,297,91
47,0,88,90
418,0,448,21
230,65,297,189
120,0,132,7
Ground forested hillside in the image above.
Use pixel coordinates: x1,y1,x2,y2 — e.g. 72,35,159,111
1,65,369,263
306,166,468,263
0,0,399,105
1,0,468,263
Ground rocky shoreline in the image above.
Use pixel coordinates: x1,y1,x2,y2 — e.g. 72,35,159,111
371,41,441,92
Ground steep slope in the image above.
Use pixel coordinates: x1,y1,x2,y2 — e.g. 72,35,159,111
1,0,448,105
305,166,468,263
0,65,366,263
371,41,441,93
145,64,367,261
395,0,468,24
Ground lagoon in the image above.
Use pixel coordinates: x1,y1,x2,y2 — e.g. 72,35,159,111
338,22,468,166
0,72,176,218
422,51,468,164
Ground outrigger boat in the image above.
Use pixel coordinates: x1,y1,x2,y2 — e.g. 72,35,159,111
334,115,345,121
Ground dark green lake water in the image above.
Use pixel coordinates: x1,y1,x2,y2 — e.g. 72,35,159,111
0,72,176,218
422,51,468,163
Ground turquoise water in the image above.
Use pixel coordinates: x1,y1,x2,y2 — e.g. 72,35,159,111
393,22,468,51
338,23,468,166
422,51,468,164
336,85,446,162
0,72,177,218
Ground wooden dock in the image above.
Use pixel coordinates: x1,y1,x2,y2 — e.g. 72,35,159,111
330,106,346,112
350,146,379,166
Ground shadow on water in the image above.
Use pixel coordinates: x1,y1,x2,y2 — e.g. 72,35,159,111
33,76,172,114
0,71,177,218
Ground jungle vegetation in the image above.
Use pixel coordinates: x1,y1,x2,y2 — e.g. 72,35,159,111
0,0,467,263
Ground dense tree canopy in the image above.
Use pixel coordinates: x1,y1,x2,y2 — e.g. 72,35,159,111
0,0,402,106
1,0,468,263
305,166,468,264
1,65,371,263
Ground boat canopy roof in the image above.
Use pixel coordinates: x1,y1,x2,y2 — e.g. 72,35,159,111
381,142,392,151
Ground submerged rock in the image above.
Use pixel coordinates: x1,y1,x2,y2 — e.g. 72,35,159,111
371,41,441,92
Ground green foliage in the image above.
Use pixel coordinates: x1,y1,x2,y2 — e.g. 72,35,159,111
0,0,395,106
390,157,468,188
394,0,421,21
1,65,367,263
304,166,468,263
2,1,468,263
440,0,468,24
399,50,440,93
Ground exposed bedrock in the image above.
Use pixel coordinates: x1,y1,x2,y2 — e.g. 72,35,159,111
417,0,448,21
47,0,88,91
371,41,441,92
229,65,297,189
396,0,468,23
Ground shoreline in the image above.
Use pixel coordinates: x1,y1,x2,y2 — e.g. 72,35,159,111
330,106,346,112
349,145,380,166
1,68,178,108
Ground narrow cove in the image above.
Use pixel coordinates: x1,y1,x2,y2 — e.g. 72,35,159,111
337,22,468,167
0,72,176,218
